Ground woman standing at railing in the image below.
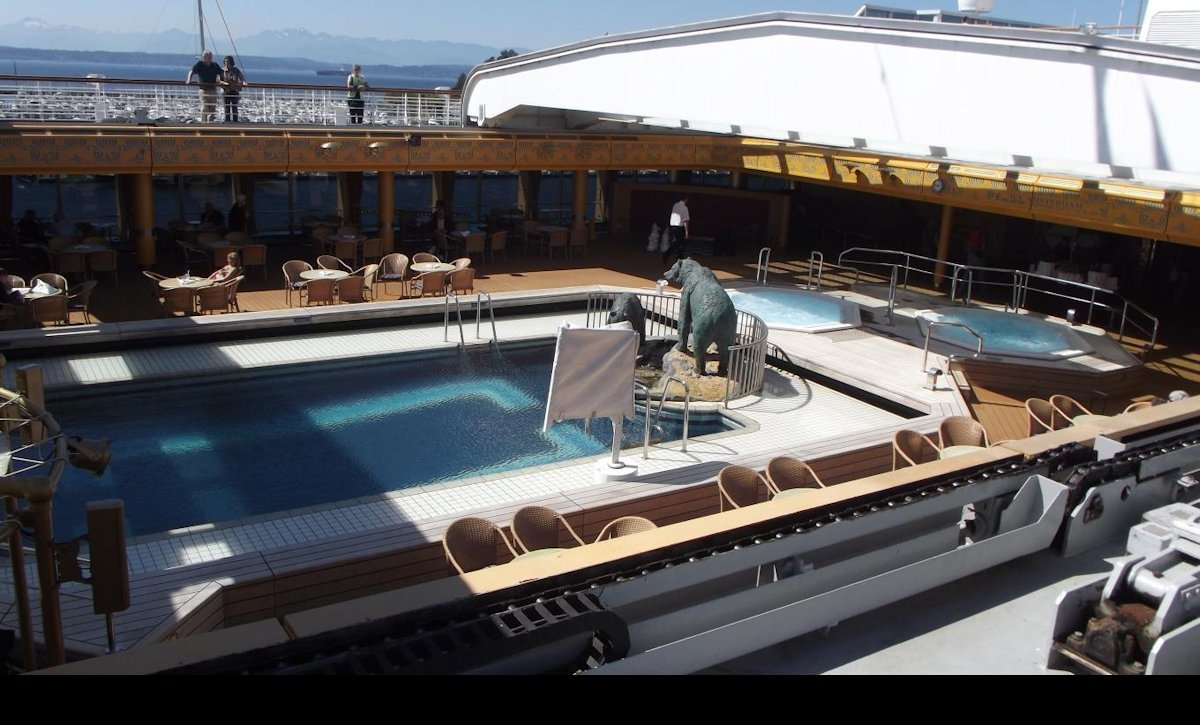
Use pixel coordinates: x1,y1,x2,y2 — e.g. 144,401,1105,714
346,64,369,124
220,55,248,123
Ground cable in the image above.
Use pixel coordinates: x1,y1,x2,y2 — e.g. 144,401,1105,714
213,0,244,72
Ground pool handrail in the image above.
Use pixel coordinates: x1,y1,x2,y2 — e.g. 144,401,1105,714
443,292,466,346
475,292,498,344
756,247,772,284
651,376,691,454
920,320,984,371
832,248,1159,358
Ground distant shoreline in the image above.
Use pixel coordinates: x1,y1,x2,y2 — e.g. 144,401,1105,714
0,45,469,78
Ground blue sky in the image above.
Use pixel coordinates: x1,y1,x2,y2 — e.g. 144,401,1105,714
2,1,1146,49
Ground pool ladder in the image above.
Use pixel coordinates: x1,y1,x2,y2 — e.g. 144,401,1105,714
633,377,691,458
443,291,498,346
920,320,983,372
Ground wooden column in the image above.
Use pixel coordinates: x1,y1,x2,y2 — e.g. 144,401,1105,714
934,204,955,289
571,169,588,231
132,172,156,267
377,170,395,252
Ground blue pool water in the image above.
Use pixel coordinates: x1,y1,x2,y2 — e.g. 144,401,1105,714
920,308,1094,359
725,287,860,332
47,342,736,538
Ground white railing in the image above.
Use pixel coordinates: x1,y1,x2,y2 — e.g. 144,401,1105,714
0,75,462,127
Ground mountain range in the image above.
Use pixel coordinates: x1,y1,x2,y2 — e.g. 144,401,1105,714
0,17,511,66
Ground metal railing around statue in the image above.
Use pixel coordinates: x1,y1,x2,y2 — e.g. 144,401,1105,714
584,290,768,407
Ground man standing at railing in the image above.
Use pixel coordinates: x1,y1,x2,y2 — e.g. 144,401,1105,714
186,51,223,123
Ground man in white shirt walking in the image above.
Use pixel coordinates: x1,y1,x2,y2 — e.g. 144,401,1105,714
662,196,690,265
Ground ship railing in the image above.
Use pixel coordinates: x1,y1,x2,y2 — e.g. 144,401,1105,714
833,247,1159,357
0,74,463,127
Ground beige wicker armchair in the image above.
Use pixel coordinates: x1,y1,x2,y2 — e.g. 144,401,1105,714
717,464,770,511
594,515,657,542
892,429,940,470
1025,397,1061,435
1050,394,1092,424
938,415,990,448
510,505,585,554
764,456,825,495
443,516,517,574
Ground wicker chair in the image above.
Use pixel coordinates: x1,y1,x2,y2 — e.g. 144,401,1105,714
510,505,585,554
892,429,940,470
412,252,440,265
378,253,409,297
223,275,244,313
281,260,313,306
717,464,770,511
240,244,267,279
443,516,517,574
447,267,475,295
764,456,825,495
488,230,508,262
594,516,657,542
335,275,366,304
1050,394,1092,425
53,250,86,283
196,283,230,314
333,238,359,270
938,415,990,448
317,254,350,271
66,280,98,323
360,237,383,264
412,269,447,297
462,232,485,264
32,272,69,294
161,286,195,317
87,249,119,288
1122,400,1154,413
304,277,336,306
1025,397,1062,435
28,294,70,326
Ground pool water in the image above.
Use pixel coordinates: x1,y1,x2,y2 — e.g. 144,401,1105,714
725,287,860,332
920,308,1095,359
47,342,737,538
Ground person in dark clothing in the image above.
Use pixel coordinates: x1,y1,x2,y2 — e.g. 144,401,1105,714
15,209,44,244
186,50,223,123
201,202,224,228
228,194,247,233
219,55,247,123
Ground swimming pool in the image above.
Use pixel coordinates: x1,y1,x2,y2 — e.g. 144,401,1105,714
919,308,1095,360
46,341,739,538
725,287,861,333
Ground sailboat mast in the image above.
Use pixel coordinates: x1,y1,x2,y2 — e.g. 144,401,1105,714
198,0,206,52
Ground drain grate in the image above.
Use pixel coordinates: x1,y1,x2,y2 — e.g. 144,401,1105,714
822,329,876,342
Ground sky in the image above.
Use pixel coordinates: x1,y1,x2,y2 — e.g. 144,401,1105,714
0,1,1148,50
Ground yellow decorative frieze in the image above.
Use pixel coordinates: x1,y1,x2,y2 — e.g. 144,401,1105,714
153,136,288,173
936,173,1032,213
611,139,695,167
1166,192,1200,246
1029,185,1168,235
782,152,831,181
515,139,607,169
0,134,150,173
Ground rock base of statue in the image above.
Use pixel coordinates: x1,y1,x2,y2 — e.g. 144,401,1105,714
632,347,739,402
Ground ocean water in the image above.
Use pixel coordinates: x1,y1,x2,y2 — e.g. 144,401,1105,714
1,58,458,90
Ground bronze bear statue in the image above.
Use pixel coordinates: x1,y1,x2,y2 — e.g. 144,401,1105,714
606,292,647,349
663,258,737,376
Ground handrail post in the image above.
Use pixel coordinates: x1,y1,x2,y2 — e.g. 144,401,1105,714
921,320,984,371
756,247,772,284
